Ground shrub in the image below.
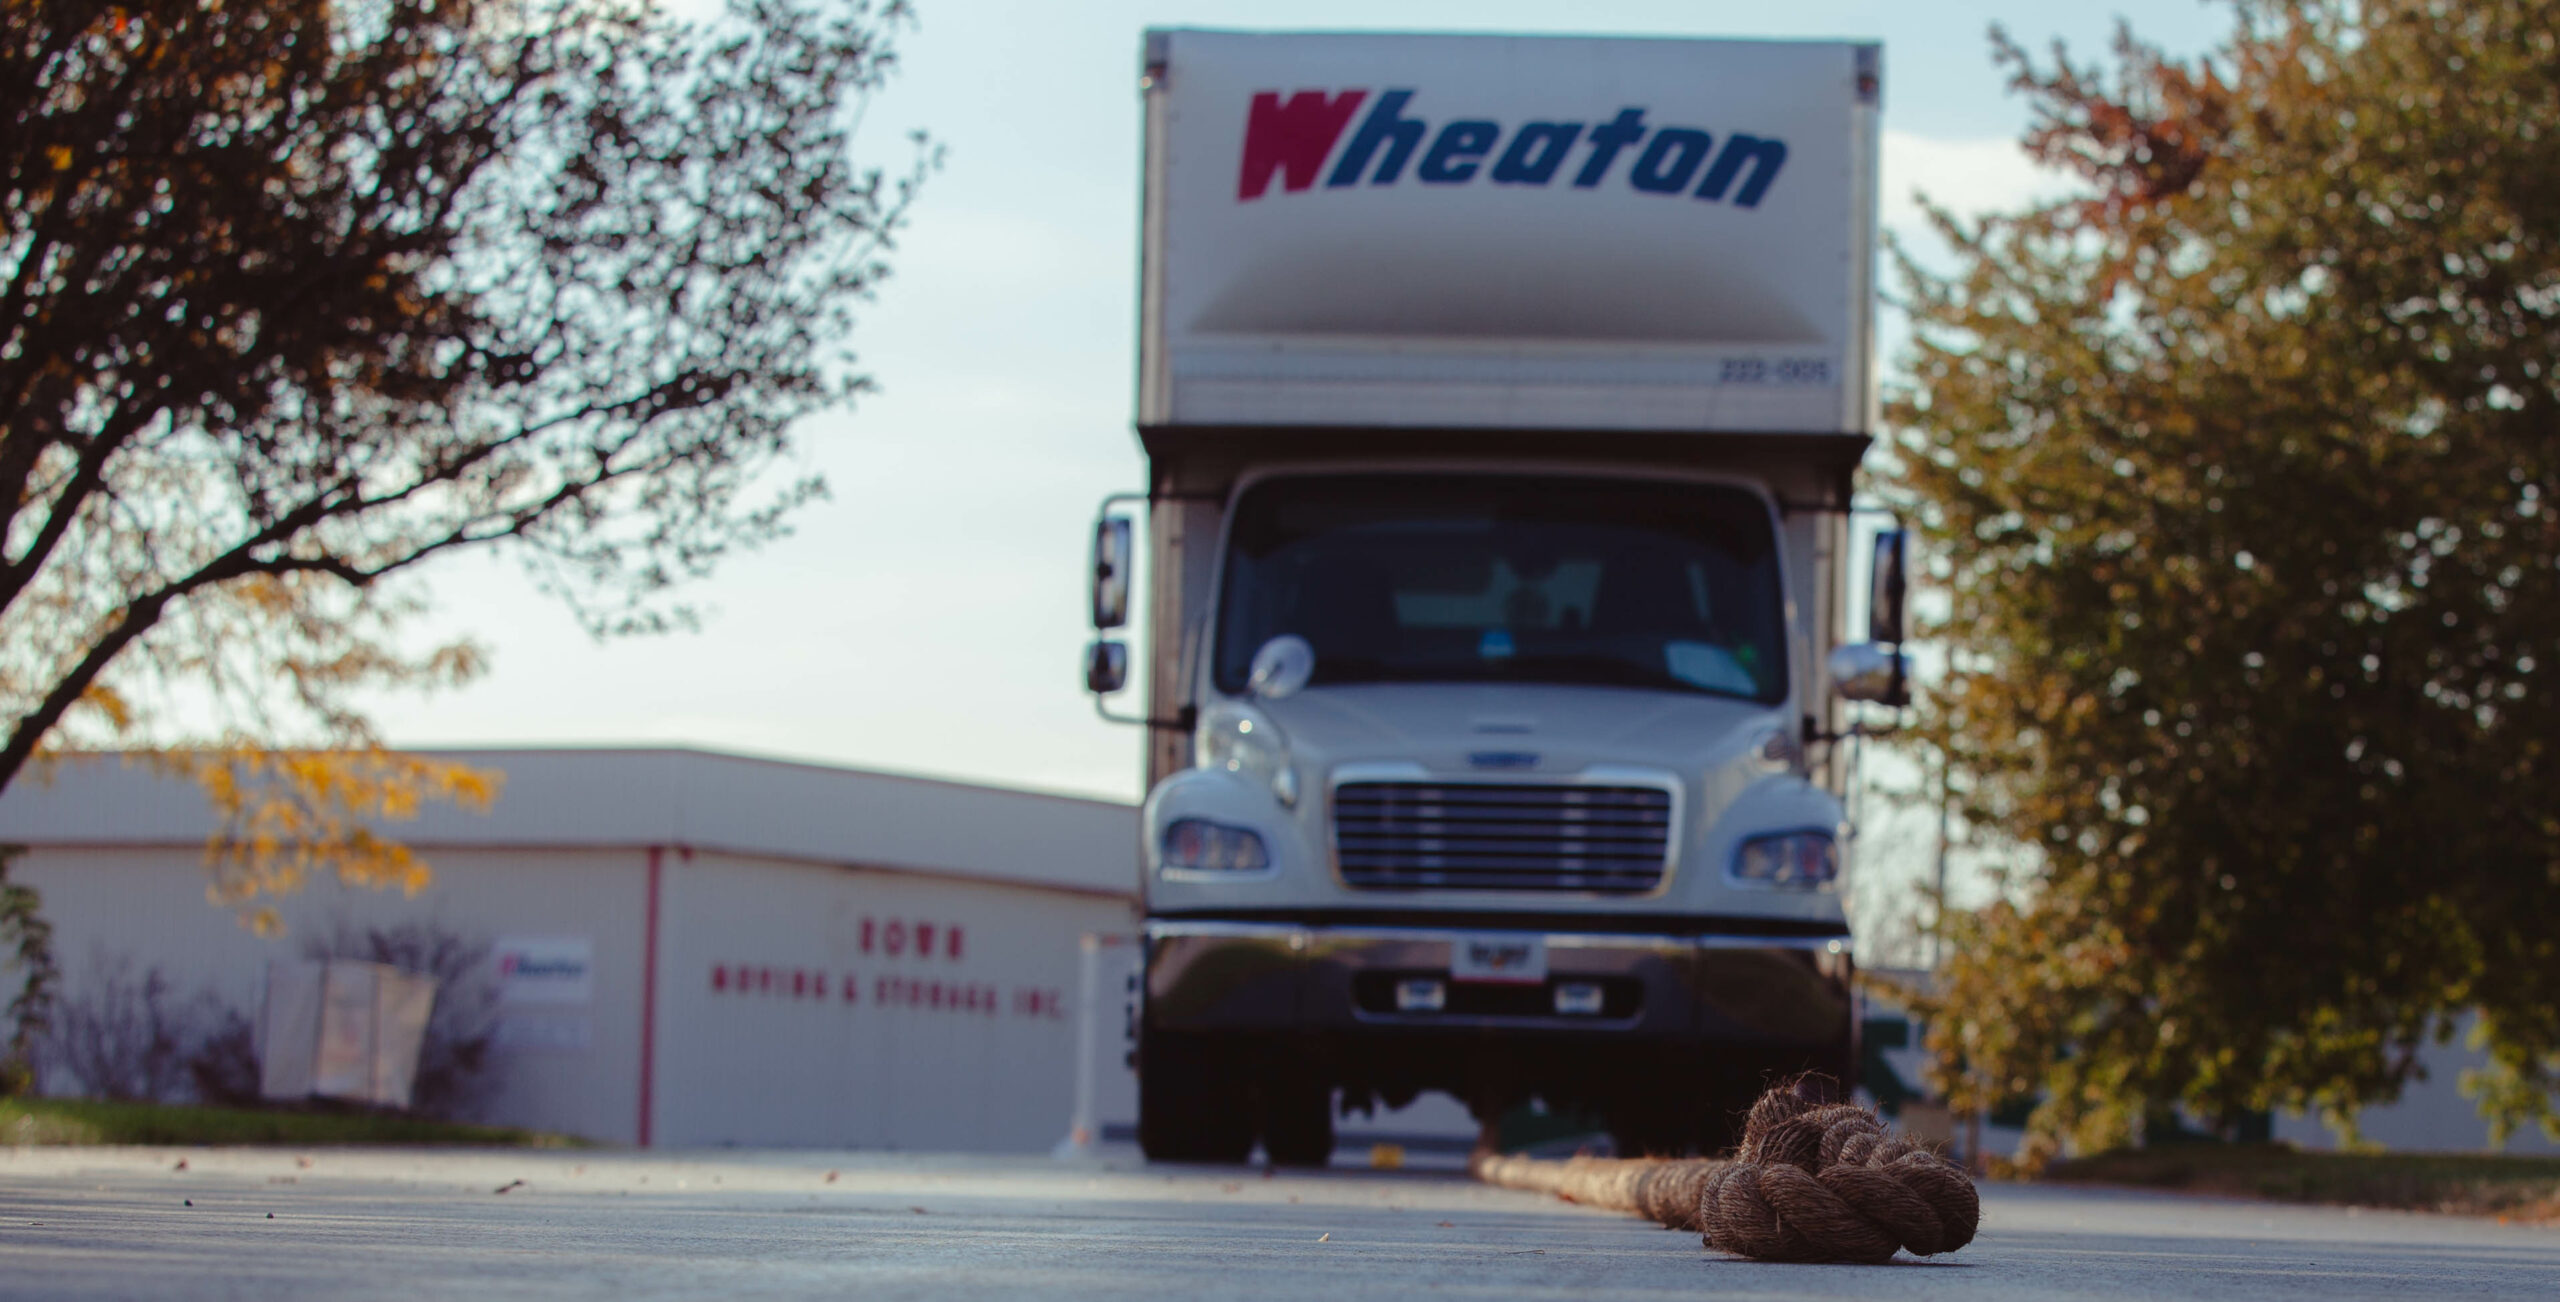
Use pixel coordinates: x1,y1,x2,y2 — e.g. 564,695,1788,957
40,951,223,1103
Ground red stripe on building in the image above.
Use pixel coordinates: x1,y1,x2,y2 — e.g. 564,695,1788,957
638,845,663,1147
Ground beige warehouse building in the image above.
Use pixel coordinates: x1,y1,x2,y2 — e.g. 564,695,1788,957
0,749,1138,1150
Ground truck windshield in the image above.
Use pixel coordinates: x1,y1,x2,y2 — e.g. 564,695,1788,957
1215,474,1788,702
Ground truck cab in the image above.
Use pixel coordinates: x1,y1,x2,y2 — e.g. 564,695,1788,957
1084,29,1905,1163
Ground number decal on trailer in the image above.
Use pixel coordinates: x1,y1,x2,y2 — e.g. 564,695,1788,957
1719,357,1833,385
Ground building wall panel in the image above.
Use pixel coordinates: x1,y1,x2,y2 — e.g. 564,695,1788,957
13,845,650,1144
650,849,1130,1151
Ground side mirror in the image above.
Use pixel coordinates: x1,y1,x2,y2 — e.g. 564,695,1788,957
1084,640,1129,696
1867,528,1908,646
1829,642,1909,708
1091,517,1133,630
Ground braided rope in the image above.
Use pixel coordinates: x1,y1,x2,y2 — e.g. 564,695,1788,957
1469,1081,1980,1264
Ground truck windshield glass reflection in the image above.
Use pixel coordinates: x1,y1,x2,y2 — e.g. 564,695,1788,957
1214,474,1787,702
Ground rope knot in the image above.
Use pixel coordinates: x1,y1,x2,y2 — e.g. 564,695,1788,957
1703,1087,1979,1263
1468,1076,1981,1265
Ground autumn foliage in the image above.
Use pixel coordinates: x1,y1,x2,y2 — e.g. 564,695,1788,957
1894,1,2560,1153
1,0,926,922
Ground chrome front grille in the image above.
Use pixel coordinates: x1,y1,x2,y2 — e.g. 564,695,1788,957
1331,781,1674,893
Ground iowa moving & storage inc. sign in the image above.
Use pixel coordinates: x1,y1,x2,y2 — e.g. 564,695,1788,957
1141,31,1880,435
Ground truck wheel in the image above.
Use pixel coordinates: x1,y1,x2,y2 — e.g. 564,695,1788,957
1260,1080,1335,1168
1138,1032,1253,1163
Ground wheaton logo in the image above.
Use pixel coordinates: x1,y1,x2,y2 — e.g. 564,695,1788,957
1238,89,1788,208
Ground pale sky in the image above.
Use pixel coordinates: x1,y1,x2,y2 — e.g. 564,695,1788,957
362,2,2229,846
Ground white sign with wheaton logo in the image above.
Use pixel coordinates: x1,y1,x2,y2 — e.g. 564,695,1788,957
493,935,594,1006
1142,29,1879,434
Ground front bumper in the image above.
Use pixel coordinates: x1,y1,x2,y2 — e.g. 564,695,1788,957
1143,918,1854,1048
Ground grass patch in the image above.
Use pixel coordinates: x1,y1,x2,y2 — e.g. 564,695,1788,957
2046,1143,2560,1221
0,1097,589,1149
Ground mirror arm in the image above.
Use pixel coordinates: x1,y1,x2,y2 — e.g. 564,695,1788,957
1093,699,1198,733
1804,715,1904,745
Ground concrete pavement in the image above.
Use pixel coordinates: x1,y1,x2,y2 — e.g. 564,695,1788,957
3,1145,2556,1299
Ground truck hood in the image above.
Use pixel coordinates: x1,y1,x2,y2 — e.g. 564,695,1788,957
1260,681,1786,779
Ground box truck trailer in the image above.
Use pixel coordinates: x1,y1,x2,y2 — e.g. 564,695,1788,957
1081,29,1909,1164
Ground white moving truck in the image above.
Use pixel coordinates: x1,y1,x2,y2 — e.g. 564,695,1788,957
1082,29,1908,1164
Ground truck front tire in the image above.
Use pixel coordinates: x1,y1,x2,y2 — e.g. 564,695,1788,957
1259,1077,1336,1167
1137,1032,1253,1163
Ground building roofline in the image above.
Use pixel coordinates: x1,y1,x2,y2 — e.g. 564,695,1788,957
0,746,1140,899
24,744,1135,812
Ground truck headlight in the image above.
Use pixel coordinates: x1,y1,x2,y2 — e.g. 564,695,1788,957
1197,701,1298,807
1161,818,1271,873
1731,831,1839,889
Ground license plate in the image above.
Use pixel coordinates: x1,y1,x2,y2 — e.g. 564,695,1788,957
1451,934,1546,985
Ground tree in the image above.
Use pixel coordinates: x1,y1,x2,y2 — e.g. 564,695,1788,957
0,847,54,1090
2,0,930,924
1892,0,2560,1156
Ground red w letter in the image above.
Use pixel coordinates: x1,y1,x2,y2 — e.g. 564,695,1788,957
1238,89,1367,200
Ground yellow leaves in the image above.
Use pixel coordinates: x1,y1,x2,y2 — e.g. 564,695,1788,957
148,748,505,929
76,684,135,733
230,574,298,615
213,889,286,939
47,145,73,171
